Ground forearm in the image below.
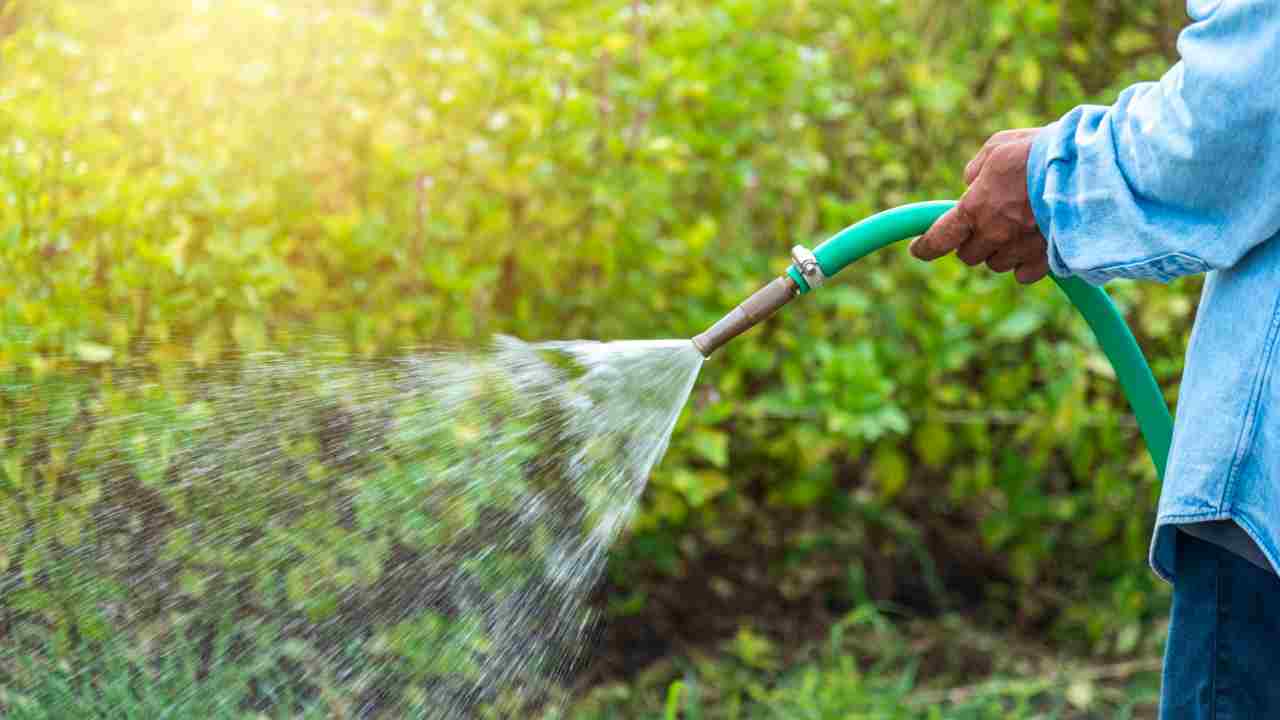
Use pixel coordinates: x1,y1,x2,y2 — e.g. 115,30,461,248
1028,0,1280,285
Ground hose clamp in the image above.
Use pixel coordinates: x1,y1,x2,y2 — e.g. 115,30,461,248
790,245,825,289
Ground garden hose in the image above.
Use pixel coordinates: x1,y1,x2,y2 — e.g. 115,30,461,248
691,201,1174,478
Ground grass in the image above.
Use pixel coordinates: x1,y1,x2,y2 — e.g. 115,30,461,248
0,620,333,719
559,606,1163,720
0,606,1162,719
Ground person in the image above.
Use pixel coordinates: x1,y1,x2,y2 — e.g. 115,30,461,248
908,1,1280,716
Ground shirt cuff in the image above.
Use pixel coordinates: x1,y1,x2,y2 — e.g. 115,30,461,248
1026,121,1071,278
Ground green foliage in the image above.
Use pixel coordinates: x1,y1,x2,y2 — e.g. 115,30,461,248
0,0,1196,710
567,606,1163,719
3,606,1162,719
2,614,345,719
0,348,648,716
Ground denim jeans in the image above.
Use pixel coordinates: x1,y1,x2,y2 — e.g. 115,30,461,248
1160,531,1280,719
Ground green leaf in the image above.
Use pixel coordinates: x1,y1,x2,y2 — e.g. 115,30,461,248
914,422,951,469
992,307,1044,342
689,429,729,468
74,341,114,363
671,469,729,508
872,445,908,500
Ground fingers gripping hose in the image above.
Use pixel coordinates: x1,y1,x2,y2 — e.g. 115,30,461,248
693,201,1174,478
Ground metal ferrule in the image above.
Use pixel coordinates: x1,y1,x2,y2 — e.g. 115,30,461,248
691,275,799,357
790,245,826,289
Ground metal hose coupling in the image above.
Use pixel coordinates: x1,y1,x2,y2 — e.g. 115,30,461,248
691,245,826,357
691,246,828,357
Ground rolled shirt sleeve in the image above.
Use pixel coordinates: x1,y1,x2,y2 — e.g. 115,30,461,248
1027,0,1280,286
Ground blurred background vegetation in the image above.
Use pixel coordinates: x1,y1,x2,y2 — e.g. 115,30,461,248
1,0,1197,716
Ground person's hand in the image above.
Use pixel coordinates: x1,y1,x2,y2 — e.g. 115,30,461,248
909,128,1049,284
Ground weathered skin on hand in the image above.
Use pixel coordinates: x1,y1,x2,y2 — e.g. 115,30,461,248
910,127,1049,284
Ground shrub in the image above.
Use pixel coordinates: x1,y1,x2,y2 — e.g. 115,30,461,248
2,0,1193,710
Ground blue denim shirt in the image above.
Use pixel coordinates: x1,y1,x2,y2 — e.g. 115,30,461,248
1026,0,1280,581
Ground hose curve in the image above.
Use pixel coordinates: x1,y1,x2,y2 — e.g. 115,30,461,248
786,201,1173,478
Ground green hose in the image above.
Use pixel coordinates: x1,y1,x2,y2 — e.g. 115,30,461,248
786,201,1174,479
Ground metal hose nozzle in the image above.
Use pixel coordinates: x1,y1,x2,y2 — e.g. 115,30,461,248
691,275,799,357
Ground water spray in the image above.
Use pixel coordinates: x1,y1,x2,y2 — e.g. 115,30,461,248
691,201,1175,478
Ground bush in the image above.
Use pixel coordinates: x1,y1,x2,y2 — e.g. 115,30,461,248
2,0,1194,711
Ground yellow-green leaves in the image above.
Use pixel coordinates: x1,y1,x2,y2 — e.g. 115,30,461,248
688,428,729,469
871,445,908,500
1,0,1189,682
